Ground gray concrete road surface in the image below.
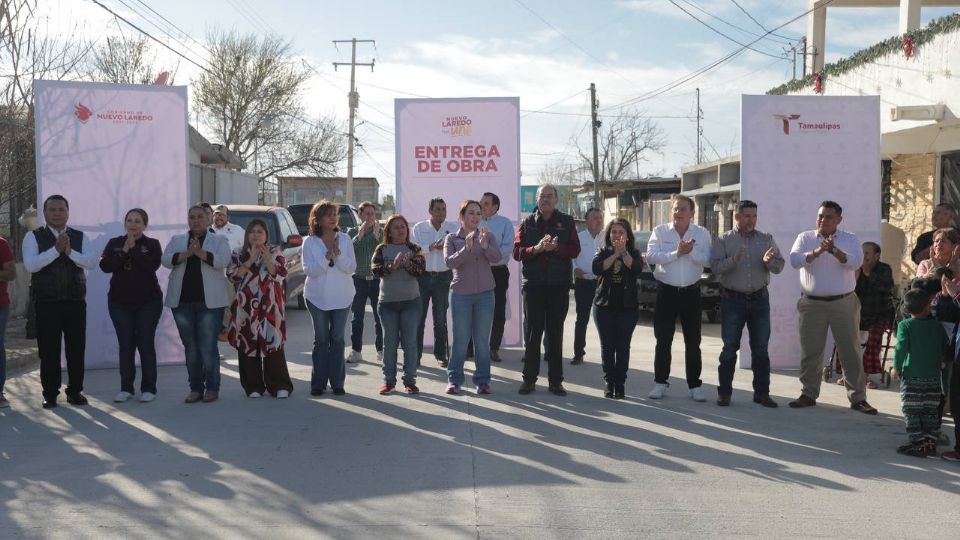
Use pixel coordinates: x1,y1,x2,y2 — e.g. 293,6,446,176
1,305,958,539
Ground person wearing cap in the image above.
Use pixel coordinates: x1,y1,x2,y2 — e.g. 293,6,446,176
212,205,245,251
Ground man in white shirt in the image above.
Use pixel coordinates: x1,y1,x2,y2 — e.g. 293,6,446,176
571,208,605,365
788,200,877,415
212,205,245,252
412,198,458,366
23,195,97,409
476,192,515,362
645,194,712,402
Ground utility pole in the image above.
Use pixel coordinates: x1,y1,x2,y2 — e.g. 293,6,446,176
333,38,375,206
590,83,601,209
696,88,703,164
800,36,808,78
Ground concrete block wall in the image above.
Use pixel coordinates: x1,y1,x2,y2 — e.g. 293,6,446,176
887,152,936,283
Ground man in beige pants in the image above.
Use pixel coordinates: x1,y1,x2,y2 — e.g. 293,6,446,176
788,201,877,415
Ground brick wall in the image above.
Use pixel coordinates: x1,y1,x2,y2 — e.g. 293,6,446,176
887,153,936,283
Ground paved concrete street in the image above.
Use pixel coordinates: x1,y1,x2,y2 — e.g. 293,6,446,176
1,303,958,539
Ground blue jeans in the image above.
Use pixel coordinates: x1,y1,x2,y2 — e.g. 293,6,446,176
717,290,772,397
417,271,451,361
172,303,224,393
108,300,163,394
0,305,9,393
306,301,349,392
350,276,383,353
449,290,495,386
379,298,421,385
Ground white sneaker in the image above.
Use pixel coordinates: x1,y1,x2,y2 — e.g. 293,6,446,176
248,392,261,398
648,383,668,399
139,392,156,403
690,387,707,402
347,350,362,363
114,391,132,403
277,389,289,399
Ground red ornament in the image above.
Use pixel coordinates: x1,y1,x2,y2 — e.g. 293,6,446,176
903,35,915,58
813,72,823,94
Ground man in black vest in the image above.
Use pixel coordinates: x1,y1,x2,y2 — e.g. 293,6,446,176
513,183,581,396
22,195,96,409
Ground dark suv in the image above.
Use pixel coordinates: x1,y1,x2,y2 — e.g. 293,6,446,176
287,203,361,236
635,229,722,323
224,205,306,309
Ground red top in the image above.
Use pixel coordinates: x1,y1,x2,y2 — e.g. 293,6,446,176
0,236,13,307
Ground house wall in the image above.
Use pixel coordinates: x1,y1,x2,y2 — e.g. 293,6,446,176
888,152,937,282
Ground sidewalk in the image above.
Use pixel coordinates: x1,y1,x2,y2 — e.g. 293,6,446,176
4,317,37,375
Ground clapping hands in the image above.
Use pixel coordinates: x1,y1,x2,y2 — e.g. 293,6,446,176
677,238,695,255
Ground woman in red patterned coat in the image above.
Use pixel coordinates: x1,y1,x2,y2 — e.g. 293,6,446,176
227,219,294,398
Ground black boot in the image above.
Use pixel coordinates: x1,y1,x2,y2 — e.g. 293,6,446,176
614,384,625,399
604,382,614,398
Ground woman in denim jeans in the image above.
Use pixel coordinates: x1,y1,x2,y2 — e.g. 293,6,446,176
372,215,425,395
591,219,643,399
100,208,163,404
162,205,232,404
444,200,501,395
302,200,356,397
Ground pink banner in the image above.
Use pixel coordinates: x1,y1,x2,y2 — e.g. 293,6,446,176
34,80,189,368
395,97,521,346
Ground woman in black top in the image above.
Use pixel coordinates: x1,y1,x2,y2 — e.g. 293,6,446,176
591,218,643,399
99,208,163,403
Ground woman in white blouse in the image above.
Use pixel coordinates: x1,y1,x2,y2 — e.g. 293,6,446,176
302,200,357,396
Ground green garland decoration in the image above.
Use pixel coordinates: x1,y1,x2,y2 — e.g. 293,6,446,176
768,12,960,95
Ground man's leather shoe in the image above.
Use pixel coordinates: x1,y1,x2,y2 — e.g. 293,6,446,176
614,384,625,399
717,394,731,406
570,355,583,366
850,400,878,415
548,384,567,396
202,390,219,403
604,382,615,398
754,395,779,408
42,399,58,409
491,350,501,363
184,391,203,403
518,382,535,395
788,395,816,408
66,393,88,406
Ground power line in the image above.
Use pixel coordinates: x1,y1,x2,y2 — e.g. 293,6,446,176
669,0,787,60
680,0,794,47
729,0,798,41
131,0,213,58
114,0,211,70
520,89,588,118
88,0,210,73
512,0,641,86
603,0,837,111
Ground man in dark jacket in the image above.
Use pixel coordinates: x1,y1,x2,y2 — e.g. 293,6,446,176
22,195,96,409
513,183,580,396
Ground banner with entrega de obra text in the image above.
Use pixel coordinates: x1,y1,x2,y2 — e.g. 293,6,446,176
395,97,521,346
741,95,881,369
34,80,189,369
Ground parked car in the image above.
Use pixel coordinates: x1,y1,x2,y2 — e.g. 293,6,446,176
287,203,361,236
224,205,306,309
634,229,722,323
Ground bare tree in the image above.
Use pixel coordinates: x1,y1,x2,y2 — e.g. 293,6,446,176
193,31,345,180
87,34,170,85
0,0,89,252
577,109,666,183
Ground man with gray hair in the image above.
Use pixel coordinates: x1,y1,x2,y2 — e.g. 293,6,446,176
514,183,580,396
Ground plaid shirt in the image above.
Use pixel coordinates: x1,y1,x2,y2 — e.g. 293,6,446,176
855,261,895,322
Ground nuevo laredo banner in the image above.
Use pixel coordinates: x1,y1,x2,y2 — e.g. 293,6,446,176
741,94,881,369
34,80,190,368
395,97,521,346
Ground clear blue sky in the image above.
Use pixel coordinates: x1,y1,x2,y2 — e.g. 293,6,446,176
56,0,960,196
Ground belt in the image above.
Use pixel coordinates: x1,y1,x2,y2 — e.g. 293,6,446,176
364,275,377,281
803,292,852,302
659,282,699,292
722,287,767,300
